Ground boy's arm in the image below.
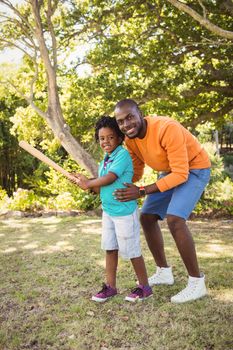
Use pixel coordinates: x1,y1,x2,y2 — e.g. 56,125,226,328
72,172,117,192
82,172,117,189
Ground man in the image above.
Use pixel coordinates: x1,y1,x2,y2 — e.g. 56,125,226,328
114,98,211,303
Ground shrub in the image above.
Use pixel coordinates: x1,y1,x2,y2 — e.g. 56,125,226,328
8,188,44,211
195,143,233,216
0,187,9,211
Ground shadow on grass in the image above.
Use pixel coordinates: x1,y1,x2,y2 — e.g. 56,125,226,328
0,217,232,350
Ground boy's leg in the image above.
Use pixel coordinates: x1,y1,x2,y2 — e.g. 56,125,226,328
106,250,118,288
92,212,118,302
126,256,153,302
112,209,153,302
130,255,148,286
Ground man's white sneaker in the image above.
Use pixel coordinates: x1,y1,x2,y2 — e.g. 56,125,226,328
148,266,174,286
171,273,207,304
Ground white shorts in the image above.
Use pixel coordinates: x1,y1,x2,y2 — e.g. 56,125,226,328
101,208,141,259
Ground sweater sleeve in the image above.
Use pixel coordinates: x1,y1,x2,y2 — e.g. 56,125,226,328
156,122,189,192
126,141,145,183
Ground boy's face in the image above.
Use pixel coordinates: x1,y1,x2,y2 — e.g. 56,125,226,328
98,127,121,155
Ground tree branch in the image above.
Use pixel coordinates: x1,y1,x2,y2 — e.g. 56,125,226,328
46,0,58,69
166,0,233,40
0,38,34,59
194,100,233,125
1,79,47,119
182,86,233,98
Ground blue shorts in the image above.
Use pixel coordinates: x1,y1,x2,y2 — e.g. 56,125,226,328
141,168,211,220
101,208,141,259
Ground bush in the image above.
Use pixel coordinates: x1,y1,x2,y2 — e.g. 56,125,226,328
195,143,233,216
8,188,44,211
2,142,232,216
0,187,9,211
223,154,233,180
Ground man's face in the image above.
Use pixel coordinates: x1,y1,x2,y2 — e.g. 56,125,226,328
114,105,144,139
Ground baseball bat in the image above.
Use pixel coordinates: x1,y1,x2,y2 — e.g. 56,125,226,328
19,140,73,180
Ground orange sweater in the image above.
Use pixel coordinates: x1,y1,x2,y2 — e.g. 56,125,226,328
125,116,211,192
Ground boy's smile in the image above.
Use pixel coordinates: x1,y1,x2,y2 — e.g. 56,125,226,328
98,127,122,155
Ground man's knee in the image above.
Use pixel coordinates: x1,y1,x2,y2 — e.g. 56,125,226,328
140,213,159,228
166,214,185,231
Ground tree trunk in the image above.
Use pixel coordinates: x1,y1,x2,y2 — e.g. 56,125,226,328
30,0,98,177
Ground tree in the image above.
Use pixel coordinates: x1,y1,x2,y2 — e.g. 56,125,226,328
68,0,233,127
0,73,35,195
166,0,233,40
0,0,98,176
1,0,233,171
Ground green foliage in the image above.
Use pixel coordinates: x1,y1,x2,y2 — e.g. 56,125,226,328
0,187,9,210
4,185,101,212
8,188,43,212
194,143,233,216
223,154,233,179
1,1,233,215
71,0,233,128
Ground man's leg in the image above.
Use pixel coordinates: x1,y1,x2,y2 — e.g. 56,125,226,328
140,213,168,267
166,215,200,277
140,213,174,286
166,217,207,303
165,169,211,303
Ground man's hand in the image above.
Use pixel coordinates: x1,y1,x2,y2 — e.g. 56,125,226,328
114,183,140,201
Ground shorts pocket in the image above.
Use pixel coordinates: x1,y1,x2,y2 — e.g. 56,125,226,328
190,168,210,184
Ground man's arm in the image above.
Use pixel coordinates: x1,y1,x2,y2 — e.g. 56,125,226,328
126,141,145,183
114,122,190,201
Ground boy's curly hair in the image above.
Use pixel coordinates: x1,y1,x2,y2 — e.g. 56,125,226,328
95,115,125,143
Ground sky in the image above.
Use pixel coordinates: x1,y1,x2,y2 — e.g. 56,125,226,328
0,48,23,65
0,0,92,76
0,45,92,77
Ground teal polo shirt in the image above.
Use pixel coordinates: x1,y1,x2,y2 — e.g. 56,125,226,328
99,145,137,216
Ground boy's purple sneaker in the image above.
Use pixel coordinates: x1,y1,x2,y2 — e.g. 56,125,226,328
125,285,153,302
92,283,117,303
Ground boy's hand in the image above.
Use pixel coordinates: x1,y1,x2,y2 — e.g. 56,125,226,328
77,178,90,190
76,173,88,182
74,173,90,190
69,173,89,189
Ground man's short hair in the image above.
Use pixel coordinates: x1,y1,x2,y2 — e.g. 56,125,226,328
115,99,141,114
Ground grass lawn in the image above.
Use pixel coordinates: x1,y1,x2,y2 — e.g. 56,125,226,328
0,216,232,350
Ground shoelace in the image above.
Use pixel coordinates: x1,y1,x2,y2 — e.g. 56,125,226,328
98,283,109,294
176,281,198,297
130,286,143,297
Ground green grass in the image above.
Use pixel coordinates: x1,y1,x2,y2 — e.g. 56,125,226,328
0,216,232,350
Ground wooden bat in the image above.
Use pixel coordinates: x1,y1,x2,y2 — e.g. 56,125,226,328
19,140,73,180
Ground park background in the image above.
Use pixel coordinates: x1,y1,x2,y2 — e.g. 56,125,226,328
0,1,233,350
